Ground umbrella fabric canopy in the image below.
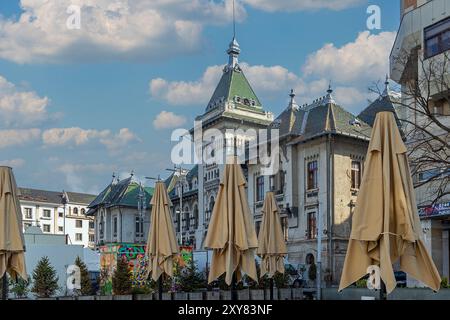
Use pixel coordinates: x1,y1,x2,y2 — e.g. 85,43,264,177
0,166,27,280
146,181,179,282
204,156,258,285
257,192,287,278
339,112,441,294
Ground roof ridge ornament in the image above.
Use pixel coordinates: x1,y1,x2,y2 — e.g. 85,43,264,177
324,82,335,105
288,89,300,111
382,74,390,98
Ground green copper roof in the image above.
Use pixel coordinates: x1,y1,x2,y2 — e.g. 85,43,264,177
207,67,262,111
87,177,154,214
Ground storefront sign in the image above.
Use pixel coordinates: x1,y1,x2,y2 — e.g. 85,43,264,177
419,202,450,218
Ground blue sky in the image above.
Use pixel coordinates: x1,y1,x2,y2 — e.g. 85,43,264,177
0,0,400,194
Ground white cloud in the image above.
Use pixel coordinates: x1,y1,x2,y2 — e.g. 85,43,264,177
153,111,187,130
0,158,26,168
42,127,140,152
149,31,395,113
100,128,140,151
0,0,246,63
302,31,396,83
0,128,41,148
243,0,365,12
42,127,110,146
0,75,51,127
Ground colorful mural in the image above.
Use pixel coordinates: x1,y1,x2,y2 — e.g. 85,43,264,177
99,243,148,294
99,243,194,294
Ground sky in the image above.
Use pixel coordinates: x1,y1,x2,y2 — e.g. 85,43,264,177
0,0,400,195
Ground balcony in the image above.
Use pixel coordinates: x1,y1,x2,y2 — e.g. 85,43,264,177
390,0,448,82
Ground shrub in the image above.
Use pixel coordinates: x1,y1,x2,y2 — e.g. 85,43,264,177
112,257,132,295
9,275,30,298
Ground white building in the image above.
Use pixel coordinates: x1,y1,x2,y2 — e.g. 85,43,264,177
390,0,450,282
18,188,96,249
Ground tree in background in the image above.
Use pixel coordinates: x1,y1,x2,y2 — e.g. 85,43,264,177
176,261,207,292
31,256,59,298
112,257,132,295
9,275,30,298
74,256,92,296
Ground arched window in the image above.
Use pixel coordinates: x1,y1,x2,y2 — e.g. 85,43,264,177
306,253,315,265
81,208,86,215
207,196,215,222
73,207,78,215
183,206,190,231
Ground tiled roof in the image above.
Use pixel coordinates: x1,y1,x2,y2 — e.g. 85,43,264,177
358,93,403,129
18,187,96,205
87,177,154,214
207,67,262,112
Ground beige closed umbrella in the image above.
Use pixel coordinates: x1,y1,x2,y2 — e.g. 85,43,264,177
339,112,441,295
204,156,258,290
257,191,287,278
146,181,179,297
257,191,287,300
0,166,27,299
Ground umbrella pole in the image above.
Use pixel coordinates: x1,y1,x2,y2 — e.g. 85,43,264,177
158,276,163,300
231,273,238,301
269,277,274,300
379,280,387,301
1,274,7,300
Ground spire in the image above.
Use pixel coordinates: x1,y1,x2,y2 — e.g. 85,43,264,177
227,0,240,68
288,89,299,111
111,172,117,185
382,74,390,97
324,82,335,105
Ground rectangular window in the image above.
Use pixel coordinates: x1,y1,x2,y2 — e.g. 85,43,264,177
351,161,362,189
89,221,94,229
256,176,265,202
307,161,318,190
43,224,51,233
58,211,63,218
424,17,450,59
76,220,83,228
75,233,82,241
113,217,118,237
43,209,51,218
24,208,32,219
307,212,316,240
89,234,95,242
58,226,63,232
135,216,143,237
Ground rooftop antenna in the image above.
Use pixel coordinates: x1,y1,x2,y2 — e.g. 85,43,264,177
233,0,236,39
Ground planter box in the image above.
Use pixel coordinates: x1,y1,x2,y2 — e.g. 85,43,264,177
162,292,172,300
134,294,153,300
322,288,378,300
220,290,231,300
174,292,188,300
249,290,264,300
188,292,204,300
292,288,304,300
96,295,113,300
77,295,95,300
278,288,292,300
206,291,220,300
113,295,133,300
387,288,450,300
237,289,250,300
264,288,279,300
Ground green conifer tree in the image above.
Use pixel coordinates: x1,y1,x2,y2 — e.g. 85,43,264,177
74,256,92,295
31,256,59,298
112,257,132,295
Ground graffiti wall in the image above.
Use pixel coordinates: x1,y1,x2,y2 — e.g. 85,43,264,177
99,244,194,294
99,243,148,294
